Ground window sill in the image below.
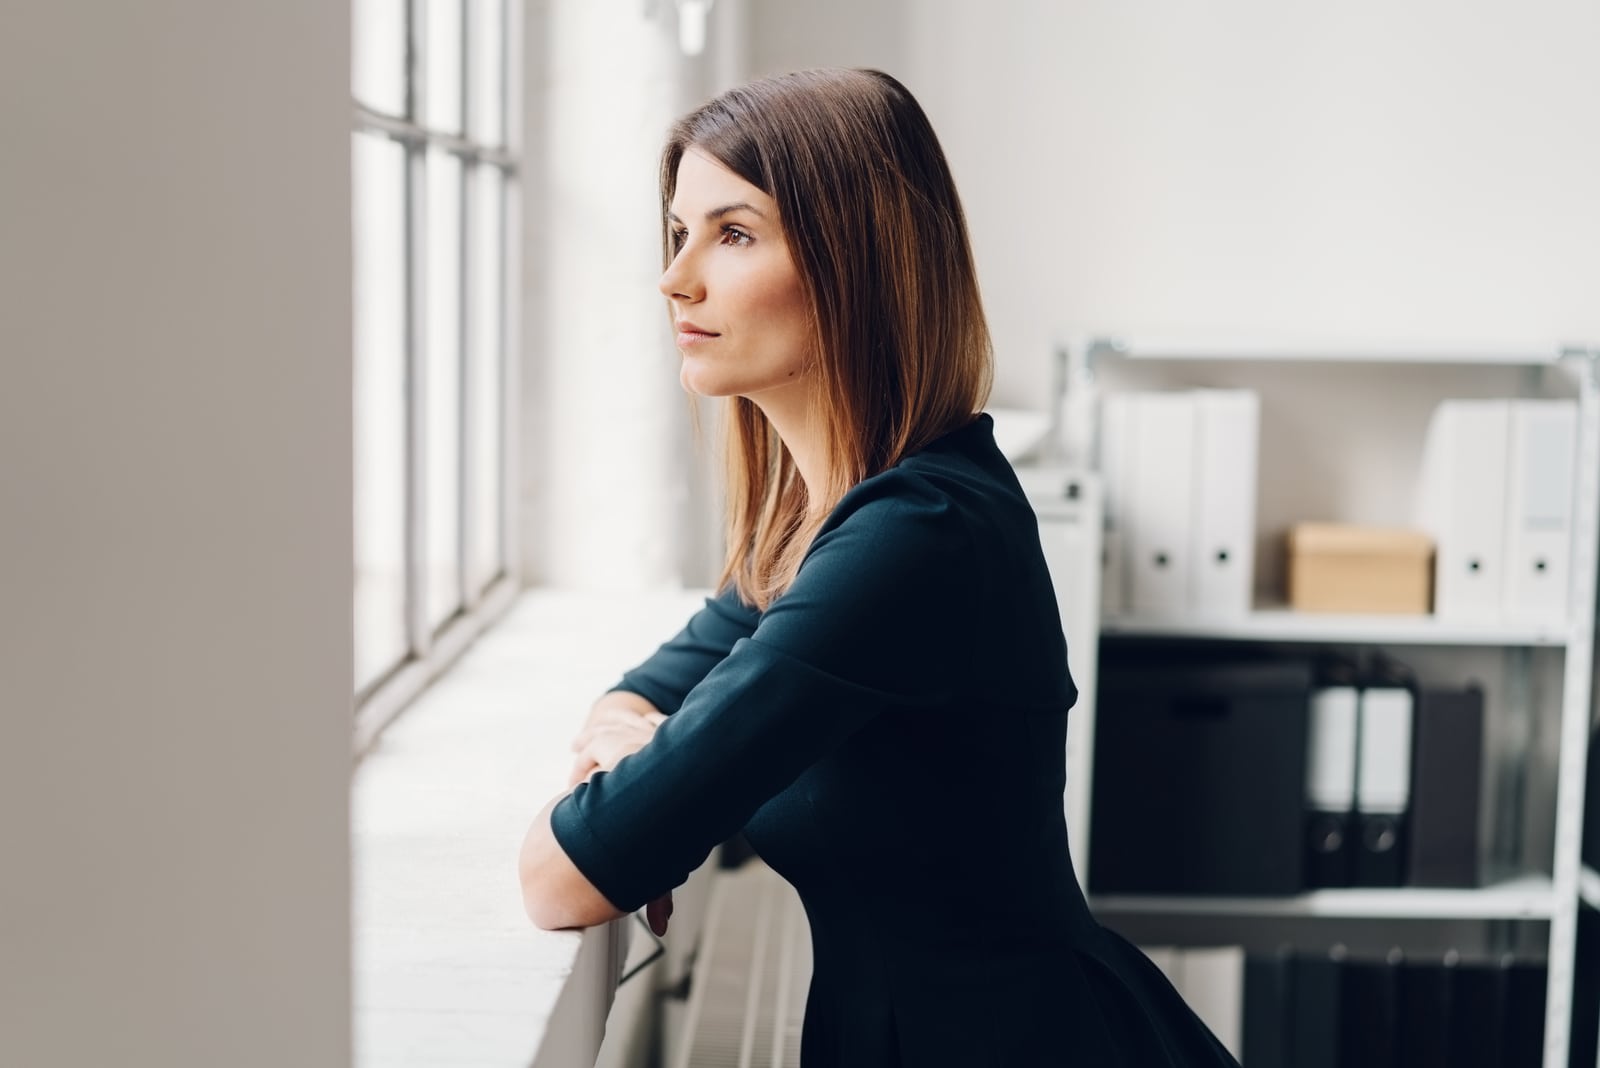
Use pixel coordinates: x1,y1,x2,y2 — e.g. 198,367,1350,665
352,587,708,1067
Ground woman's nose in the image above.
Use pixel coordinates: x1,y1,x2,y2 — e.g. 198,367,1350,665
658,249,703,302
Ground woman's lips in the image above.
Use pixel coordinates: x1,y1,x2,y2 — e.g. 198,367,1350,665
675,324,720,347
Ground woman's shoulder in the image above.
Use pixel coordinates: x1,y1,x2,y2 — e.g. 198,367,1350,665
831,414,1030,531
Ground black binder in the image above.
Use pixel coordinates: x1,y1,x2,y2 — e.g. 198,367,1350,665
1288,952,1342,1068
1501,957,1546,1067
1407,686,1485,887
1090,651,1311,896
1337,953,1401,1068
1446,956,1507,1068
1396,957,1453,1068
1574,911,1600,1068
1242,950,1293,1068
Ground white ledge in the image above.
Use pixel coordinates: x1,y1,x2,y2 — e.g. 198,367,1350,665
1101,606,1569,648
1091,873,1558,921
352,588,708,1067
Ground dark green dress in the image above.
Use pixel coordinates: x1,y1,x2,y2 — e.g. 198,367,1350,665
552,414,1240,1067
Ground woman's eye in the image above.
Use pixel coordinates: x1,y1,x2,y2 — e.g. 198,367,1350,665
670,227,688,249
720,226,753,247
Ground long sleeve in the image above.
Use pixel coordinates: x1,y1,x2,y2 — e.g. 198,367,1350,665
610,588,761,715
550,472,982,912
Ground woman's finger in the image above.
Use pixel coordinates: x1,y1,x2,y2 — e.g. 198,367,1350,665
646,892,673,937
568,752,601,787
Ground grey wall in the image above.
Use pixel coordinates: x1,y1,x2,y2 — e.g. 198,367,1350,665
0,4,353,1066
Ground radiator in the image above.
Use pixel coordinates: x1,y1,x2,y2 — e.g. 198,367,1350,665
666,862,811,1068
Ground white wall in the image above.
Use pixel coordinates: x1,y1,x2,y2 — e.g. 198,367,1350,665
521,1,1600,587
0,5,352,1066
520,0,714,590
746,0,1600,404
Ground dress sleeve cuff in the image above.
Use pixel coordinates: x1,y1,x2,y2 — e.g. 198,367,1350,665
549,784,647,914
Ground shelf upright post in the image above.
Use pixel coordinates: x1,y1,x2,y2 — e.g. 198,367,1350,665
1543,348,1600,1068
1496,646,1535,878
1049,335,1100,469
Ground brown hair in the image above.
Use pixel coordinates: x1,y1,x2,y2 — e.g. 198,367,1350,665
661,68,993,608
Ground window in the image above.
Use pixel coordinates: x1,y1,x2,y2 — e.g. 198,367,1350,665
351,0,519,736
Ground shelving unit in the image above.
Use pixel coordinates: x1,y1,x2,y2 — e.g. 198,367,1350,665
1582,865,1600,914
1093,873,1559,922
1101,606,1569,648
1047,338,1600,1068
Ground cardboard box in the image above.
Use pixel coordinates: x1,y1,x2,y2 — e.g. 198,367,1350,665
1288,523,1434,615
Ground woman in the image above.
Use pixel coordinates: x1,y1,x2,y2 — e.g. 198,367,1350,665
520,68,1238,1067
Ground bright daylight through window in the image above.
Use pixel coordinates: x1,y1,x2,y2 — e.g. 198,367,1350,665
350,0,518,708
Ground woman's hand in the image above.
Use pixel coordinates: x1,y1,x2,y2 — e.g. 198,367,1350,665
567,702,668,786
565,696,674,935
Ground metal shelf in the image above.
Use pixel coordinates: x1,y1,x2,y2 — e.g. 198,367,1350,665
1090,874,1558,922
1065,340,1599,1068
1086,336,1585,366
1581,865,1600,913
1100,606,1569,648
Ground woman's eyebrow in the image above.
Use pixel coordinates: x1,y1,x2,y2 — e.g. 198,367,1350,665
666,202,768,224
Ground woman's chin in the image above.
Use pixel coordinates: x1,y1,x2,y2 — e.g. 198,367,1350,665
679,363,735,399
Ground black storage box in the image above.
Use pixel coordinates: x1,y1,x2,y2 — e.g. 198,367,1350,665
1089,651,1312,896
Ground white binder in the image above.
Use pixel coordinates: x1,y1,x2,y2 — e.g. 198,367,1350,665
1503,400,1577,627
1354,685,1414,885
1304,682,1361,886
1356,687,1414,818
1176,946,1245,1060
1140,945,1245,1060
1140,944,1181,988
1097,394,1133,617
1018,466,1104,885
1126,393,1196,617
1190,390,1259,618
1306,685,1361,813
1424,400,1511,622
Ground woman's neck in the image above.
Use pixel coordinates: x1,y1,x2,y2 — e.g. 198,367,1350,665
747,381,830,520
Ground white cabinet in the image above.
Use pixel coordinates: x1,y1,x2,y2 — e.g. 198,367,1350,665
1036,338,1600,1068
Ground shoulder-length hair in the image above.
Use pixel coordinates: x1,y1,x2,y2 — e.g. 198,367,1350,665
661,68,993,609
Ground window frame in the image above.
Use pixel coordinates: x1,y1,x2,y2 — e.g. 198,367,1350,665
351,0,522,753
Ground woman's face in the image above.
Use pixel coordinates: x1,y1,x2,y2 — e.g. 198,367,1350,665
659,148,813,409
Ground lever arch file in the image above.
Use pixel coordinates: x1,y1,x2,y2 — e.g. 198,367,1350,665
1098,389,1262,620
1407,686,1485,887
1190,390,1259,618
1500,957,1547,1067
1339,953,1403,1068
1242,950,1293,1068
1354,684,1414,886
1180,946,1245,1059
1241,950,1547,1068
1126,393,1196,617
1289,951,1342,1068
1018,466,1103,875
1447,957,1509,1068
1421,400,1510,622
1503,399,1577,627
1144,945,1246,1060
1303,674,1360,888
1098,394,1133,617
1397,957,1453,1068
